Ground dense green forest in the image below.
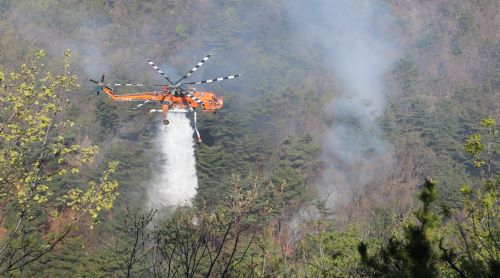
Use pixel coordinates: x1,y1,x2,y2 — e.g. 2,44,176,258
0,0,498,276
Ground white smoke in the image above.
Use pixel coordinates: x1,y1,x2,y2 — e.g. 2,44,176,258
285,0,399,207
148,113,198,207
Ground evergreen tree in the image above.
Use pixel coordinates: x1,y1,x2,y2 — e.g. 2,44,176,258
358,178,440,277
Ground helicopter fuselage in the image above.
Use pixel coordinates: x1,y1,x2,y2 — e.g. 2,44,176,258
98,86,223,112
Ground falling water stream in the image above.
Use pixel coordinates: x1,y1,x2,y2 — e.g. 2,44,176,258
148,113,198,207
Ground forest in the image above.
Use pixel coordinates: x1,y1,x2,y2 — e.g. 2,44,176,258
0,0,498,277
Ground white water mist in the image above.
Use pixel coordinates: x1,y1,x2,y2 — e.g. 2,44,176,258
148,113,198,207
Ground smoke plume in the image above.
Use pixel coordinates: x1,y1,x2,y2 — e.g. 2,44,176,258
286,0,398,206
148,113,198,207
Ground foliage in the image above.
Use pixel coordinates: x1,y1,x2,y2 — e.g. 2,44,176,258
0,50,119,274
440,177,500,278
117,173,284,277
298,223,362,276
270,134,322,205
358,178,441,277
358,119,500,278
439,117,500,277
464,117,498,176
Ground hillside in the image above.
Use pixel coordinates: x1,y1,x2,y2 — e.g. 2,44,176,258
0,0,498,276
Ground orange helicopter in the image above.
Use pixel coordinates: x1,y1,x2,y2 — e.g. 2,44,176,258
88,54,240,142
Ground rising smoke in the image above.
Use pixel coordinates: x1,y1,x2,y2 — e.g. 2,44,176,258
286,0,399,206
148,113,198,207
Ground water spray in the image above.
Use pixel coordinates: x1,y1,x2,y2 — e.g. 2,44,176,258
148,113,198,207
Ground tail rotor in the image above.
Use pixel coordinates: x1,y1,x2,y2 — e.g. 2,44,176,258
88,74,113,95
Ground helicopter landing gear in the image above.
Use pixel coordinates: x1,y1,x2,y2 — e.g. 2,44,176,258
163,119,169,125
194,111,202,143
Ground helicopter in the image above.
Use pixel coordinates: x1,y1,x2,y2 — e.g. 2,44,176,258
88,54,240,143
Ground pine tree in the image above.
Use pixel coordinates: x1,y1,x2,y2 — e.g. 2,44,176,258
358,178,440,278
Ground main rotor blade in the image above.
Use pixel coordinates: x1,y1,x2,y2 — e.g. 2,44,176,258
184,91,203,104
132,100,154,110
181,74,241,85
89,78,99,84
175,54,211,84
113,83,168,87
146,59,173,84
